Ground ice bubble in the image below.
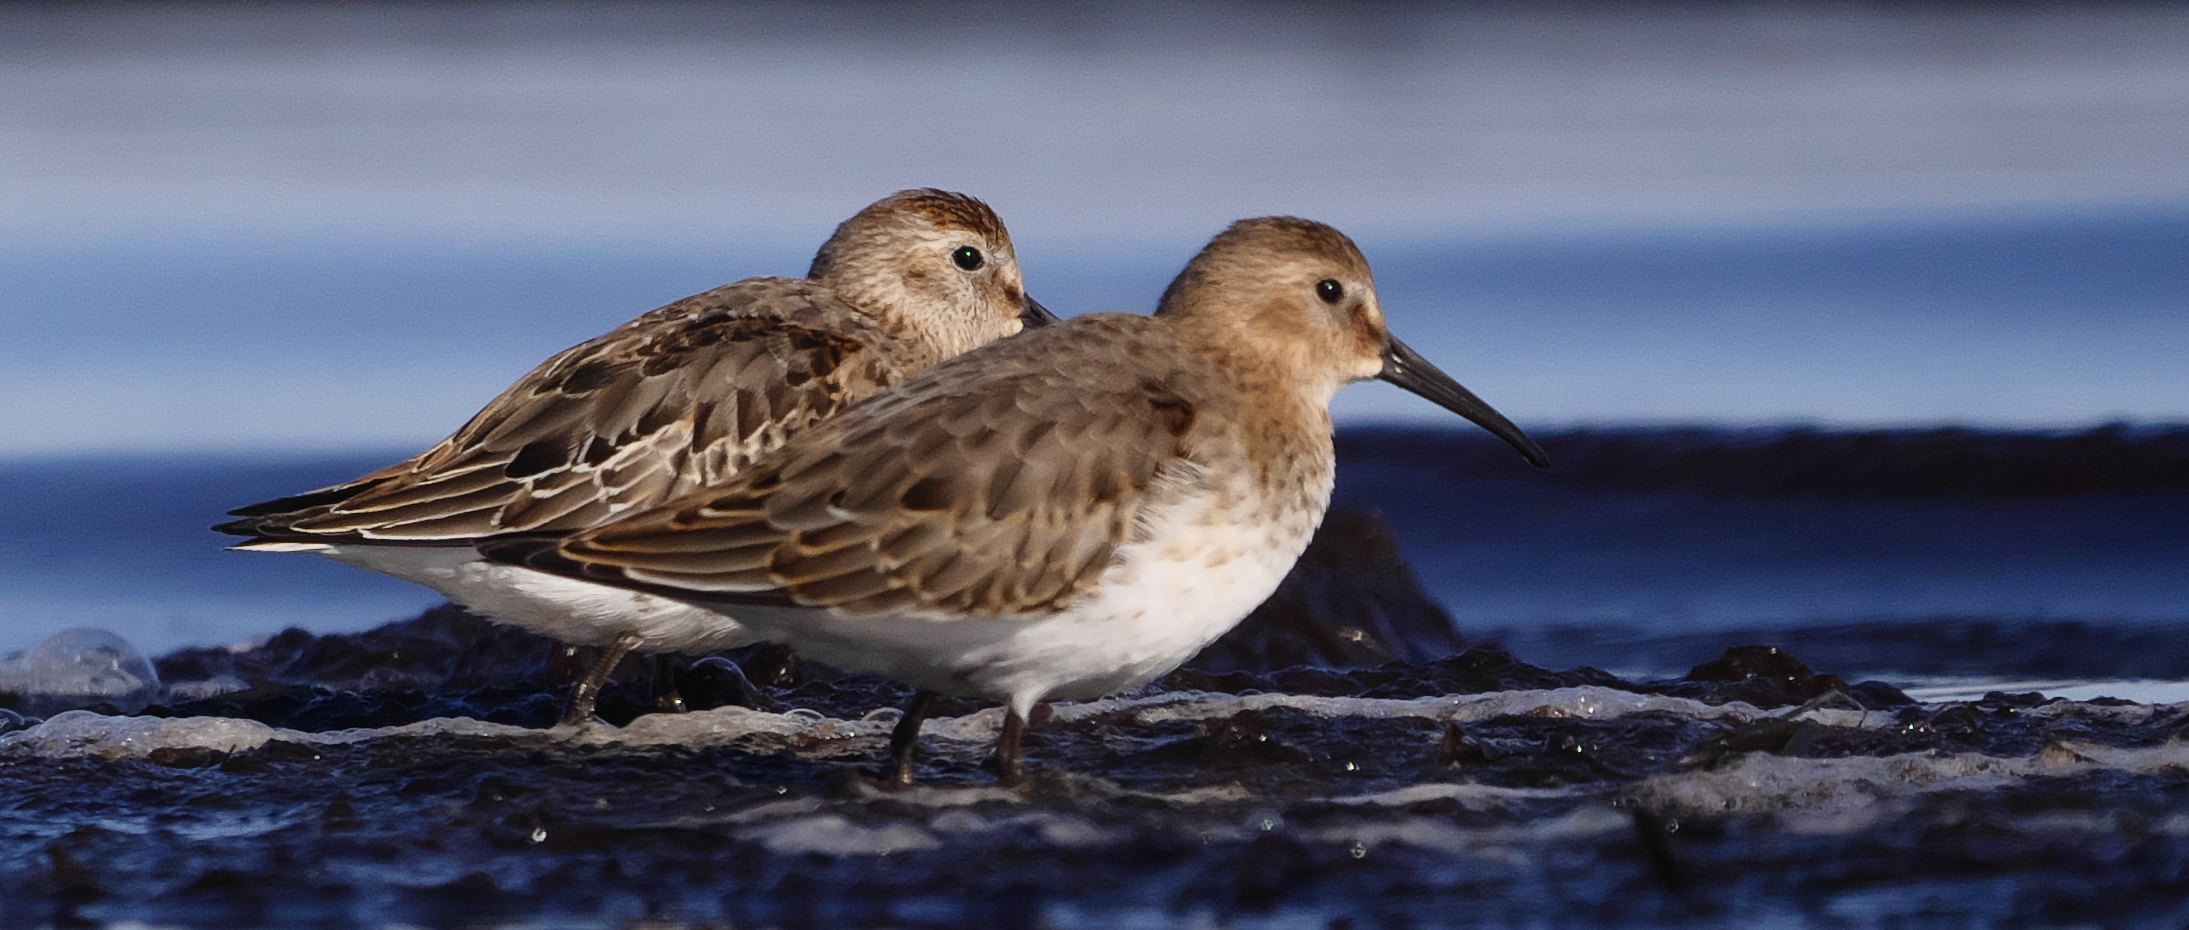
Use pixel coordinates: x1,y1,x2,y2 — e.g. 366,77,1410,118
0,627,162,714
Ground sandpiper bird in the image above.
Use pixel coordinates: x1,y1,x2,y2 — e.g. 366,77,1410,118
218,189,1056,726
482,217,1546,783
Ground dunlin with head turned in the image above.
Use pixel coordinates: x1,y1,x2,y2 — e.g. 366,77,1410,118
483,216,1546,781
219,189,1056,725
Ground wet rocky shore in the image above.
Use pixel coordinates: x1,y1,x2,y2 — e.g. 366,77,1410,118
5,595,2189,929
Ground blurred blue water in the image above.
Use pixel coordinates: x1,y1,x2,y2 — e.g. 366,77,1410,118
1359,207,2189,426
4,430,2186,671
0,452,439,654
4,207,2188,457
1338,468,2189,655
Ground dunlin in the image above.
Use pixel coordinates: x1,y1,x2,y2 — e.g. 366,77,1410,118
482,217,1546,782
219,189,1055,725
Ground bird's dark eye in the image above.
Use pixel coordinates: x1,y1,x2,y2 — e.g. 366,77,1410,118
952,246,984,271
1315,279,1343,304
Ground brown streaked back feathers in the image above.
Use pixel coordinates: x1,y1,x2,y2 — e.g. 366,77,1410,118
223,278,905,544
522,315,1221,618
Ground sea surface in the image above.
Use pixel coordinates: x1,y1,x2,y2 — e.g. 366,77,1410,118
5,425,2185,688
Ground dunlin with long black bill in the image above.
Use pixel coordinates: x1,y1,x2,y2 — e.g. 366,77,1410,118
484,216,1543,782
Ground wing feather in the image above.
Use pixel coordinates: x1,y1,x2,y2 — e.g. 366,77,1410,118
220,279,904,546
317,465,508,514
543,315,1218,618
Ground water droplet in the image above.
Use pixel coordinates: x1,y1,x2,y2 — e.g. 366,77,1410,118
0,628,161,715
530,826,547,844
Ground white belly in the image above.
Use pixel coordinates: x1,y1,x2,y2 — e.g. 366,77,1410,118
321,545,755,653
710,482,1322,716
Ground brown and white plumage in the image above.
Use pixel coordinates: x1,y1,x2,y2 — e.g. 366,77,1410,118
228,280,911,544
219,189,1052,724
485,216,1547,781
529,313,1216,617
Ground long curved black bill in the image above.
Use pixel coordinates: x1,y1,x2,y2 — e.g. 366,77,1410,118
1380,337,1549,468
1021,294,1062,329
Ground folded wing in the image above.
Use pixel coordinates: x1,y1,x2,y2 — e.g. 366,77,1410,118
221,280,902,546
509,316,1210,619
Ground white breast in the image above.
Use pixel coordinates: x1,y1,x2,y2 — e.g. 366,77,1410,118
984,490,1319,706
709,462,1330,716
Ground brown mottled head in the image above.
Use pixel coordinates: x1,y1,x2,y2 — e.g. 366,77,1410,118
807,189,1047,368
1157,217,1374,318
1155,217,1383,390
1158,216,1547,467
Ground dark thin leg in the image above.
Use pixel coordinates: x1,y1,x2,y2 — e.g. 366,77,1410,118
560,632,641,728
993,707,1029,787
886,690,940,787
653,653,686,714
